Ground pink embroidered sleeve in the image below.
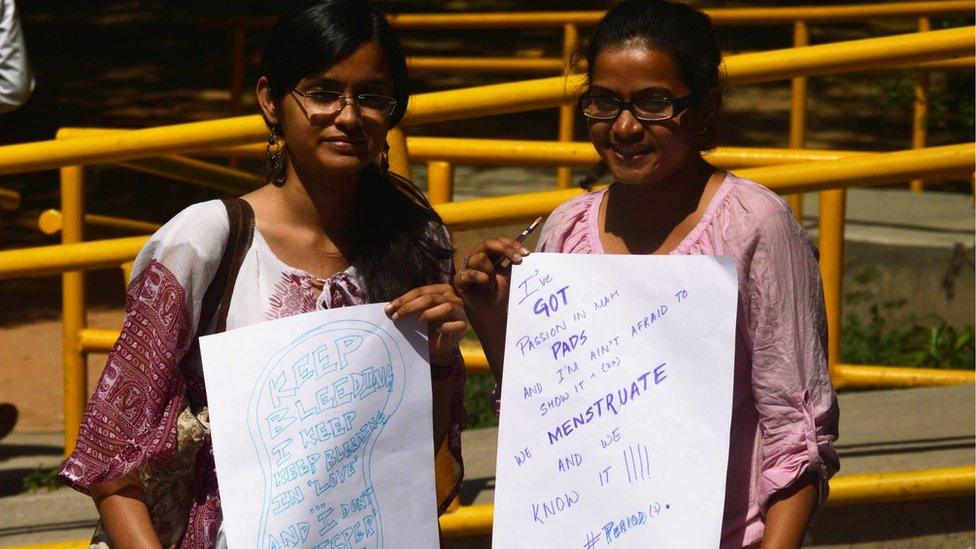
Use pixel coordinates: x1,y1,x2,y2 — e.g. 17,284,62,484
59,201,228,494
59,262,194,493
748,208,840,514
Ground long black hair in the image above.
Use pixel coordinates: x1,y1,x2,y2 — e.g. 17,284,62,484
578,0,723,189
259,0,453,301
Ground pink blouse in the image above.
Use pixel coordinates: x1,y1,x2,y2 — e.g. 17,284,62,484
536,173,840,548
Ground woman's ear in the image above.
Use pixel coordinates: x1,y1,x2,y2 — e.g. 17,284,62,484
256,76,280,127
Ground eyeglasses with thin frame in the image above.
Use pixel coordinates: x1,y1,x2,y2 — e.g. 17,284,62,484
290,89,397,118
579,94,693,122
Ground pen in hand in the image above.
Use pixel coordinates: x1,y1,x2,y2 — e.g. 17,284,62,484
496,216,543,269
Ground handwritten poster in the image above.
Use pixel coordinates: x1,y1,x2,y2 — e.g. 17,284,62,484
200,304,439,549
493,254,738,548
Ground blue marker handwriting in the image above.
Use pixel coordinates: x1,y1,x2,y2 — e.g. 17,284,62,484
533,286,571,318
593,289,620,310
599,427,621,450
538,392,570,417
550,330,588,360
267,522,310,548
556,453,583,472
515,320,568,356
547,365,667,445
516,268,555,305
531,490,581,525
268,336,365,407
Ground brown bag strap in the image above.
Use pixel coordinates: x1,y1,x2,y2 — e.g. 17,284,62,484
196,198,255,338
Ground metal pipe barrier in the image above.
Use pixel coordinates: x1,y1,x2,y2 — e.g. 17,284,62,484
14,140,969,389
0,187,21,211
4,462,974,547
437,465,975,537
911,16,931,193
0,149,972,537
406,27,974,125
0,119,267,176
38,209,162,235
33,134,888,233
0,28,972,530
201,3,973,32
0,28,970,177
209,2,972,196
2,143,972,378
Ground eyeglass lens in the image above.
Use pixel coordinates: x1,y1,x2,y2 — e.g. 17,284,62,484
582,97,674,121
296,90,395,116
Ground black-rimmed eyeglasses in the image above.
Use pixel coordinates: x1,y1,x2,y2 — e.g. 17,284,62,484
290,89,397,118
579,94,693,122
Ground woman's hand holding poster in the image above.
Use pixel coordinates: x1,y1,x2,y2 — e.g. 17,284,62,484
200,304,438,549
493,254,738,548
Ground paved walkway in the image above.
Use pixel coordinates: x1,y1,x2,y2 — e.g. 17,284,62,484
1,384,972,547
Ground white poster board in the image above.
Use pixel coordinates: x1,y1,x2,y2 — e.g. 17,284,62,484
493,254,738,548
200,303,439,549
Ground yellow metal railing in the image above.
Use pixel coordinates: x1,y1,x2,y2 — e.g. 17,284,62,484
0,28,969,177
0,463,972,548
0,187,20,211
437,465,976,537
206,1,973,191
5,460,973,548
0,26,972,539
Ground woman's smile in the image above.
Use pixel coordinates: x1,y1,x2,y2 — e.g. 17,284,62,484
320,134,368,154
610,142,655,162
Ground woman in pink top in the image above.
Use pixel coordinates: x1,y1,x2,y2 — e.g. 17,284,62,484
455,0,839,547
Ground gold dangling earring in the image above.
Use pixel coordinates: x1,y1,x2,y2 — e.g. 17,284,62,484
266,126,286,187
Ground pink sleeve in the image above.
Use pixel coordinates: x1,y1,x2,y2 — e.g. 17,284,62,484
59,201,227,493
59,261,194,493
535,191,599,253
748,209,840,515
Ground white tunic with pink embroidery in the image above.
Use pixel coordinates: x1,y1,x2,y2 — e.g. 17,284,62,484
59,200,466,548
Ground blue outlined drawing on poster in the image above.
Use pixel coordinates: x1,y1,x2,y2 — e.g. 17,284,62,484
200,303,438,549
492,254,738,548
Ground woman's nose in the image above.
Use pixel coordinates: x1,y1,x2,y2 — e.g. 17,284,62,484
333,100,363,130
611,109,644,140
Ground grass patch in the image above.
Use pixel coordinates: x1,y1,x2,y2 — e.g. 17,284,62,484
21,465,62,492
464,371,500,430
841,266,974,371
841,306,974,371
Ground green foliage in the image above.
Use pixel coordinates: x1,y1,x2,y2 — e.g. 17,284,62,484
464,371,499,430
841,266,975,370
21,466,62,493
873,17,975,145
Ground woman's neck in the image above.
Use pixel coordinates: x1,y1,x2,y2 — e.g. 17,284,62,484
277,163,358,241
603,156,719,254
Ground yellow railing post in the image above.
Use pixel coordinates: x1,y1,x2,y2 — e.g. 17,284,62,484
787,19,810,221
910,16,931,193
427,161,455,205
556,23,579,189
818,189,847,387
387,127,412,182
60,165,88,456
